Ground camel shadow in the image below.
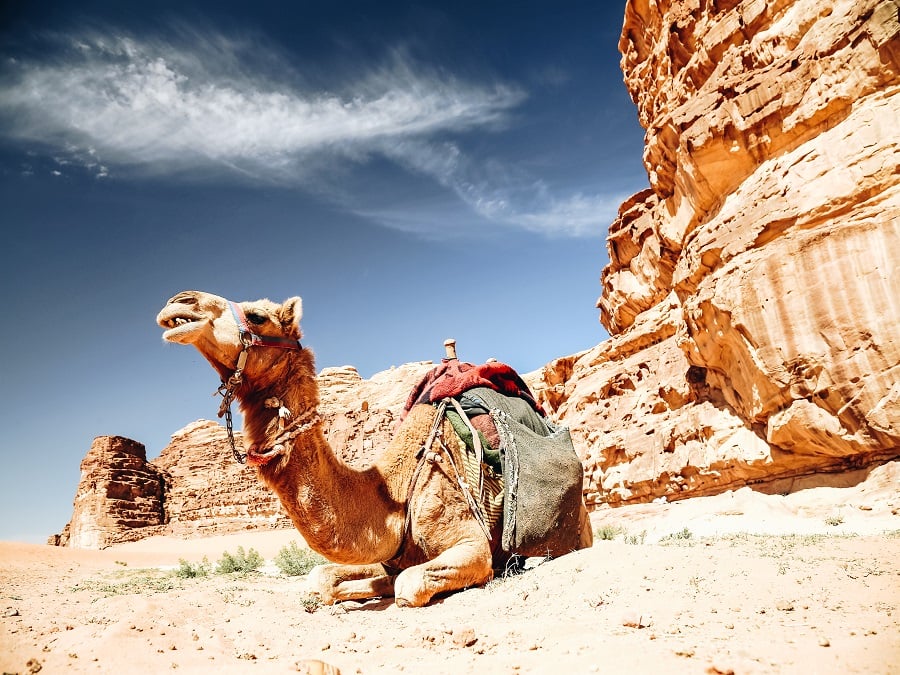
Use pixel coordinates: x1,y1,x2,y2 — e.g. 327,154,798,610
333,597,395,612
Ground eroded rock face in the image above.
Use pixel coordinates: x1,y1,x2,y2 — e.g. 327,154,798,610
532,0,899,506
55,436,165,548
318,362,436,466
152,420,291,537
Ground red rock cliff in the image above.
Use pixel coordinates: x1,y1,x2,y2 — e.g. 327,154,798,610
531,0,900,506
53,436,165,548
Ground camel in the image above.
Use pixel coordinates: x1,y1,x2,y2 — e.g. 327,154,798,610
156,290,593,607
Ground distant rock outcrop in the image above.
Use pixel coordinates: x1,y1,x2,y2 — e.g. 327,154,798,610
530,0,900,507
51,436,165,548
152,420,290,537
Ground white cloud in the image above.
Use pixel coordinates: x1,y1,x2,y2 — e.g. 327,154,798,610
374,139,624,237
0,31,522,178
0,28,625,237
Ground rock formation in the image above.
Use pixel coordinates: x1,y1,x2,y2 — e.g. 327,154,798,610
151,420,291,537
530,0,900,506
317,362,436,466
52,436,165,548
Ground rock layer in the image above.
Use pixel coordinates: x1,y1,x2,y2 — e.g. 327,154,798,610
531,0,900,507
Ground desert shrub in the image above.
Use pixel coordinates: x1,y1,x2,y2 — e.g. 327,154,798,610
73,570,179,596
595,525,625,541
216,546,264,574
624,530,647,545
300,593,323,613
175,556,212,578
274,541,327,576
659,527,694,545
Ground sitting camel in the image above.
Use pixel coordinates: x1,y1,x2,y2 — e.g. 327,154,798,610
157,290,593,607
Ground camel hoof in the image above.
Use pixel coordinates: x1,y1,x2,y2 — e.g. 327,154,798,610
394,570,431,607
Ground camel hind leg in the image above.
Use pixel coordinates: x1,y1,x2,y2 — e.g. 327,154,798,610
306,563,396,605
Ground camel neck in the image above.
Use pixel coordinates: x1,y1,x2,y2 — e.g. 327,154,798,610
240,354,404,564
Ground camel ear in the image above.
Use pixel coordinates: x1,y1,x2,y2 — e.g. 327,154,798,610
279,297,303,338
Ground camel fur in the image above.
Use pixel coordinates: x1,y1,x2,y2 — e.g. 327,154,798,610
157,290,593,607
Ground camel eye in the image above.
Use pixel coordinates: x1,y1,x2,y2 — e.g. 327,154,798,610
245,312,267,325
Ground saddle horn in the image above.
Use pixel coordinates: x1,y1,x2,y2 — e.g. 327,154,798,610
443,338,457,360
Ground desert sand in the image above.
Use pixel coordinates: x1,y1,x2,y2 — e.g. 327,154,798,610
3,464,898,674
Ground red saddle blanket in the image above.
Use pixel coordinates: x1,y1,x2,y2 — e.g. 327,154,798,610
401,359,544,421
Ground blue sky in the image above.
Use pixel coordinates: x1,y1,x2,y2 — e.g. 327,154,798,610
0,1,646,543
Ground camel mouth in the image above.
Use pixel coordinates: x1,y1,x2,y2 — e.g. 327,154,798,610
158,312,206,344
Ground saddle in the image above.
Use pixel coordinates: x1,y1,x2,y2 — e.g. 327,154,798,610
404,359,586,557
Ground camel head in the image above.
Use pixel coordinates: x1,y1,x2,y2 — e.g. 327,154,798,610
156,290,303,383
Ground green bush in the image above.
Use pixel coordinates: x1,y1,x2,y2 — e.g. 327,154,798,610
624,530,647,545
595,525,625,541
216,546,264,574
175,556,211,578
274,541,327,576
659,527,694,545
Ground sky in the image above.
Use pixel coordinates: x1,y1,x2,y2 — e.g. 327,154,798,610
0,1,647,543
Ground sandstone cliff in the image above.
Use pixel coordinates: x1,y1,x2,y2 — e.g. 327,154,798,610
52,436,165,548
530,0,900,507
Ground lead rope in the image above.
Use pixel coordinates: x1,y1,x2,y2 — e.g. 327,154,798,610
214,337,252,464
400,399,491,549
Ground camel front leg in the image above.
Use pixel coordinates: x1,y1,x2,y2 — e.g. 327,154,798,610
394,538,493,607
306,563,396,605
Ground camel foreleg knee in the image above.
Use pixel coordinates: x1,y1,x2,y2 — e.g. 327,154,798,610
306,563,396,605
393,540,493,608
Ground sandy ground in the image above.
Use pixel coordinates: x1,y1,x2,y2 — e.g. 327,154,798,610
2,463,899,675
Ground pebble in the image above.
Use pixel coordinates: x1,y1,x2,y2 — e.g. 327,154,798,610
451,627,478,648
818,637,831,647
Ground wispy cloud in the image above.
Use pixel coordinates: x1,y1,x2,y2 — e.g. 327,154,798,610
1,31,520,175
374,139,624,237
0,27,624,237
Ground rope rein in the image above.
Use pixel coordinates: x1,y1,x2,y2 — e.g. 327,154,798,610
399,399,492,554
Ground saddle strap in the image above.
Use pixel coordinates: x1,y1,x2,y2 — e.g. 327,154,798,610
448,397,485,505
393,400,491,564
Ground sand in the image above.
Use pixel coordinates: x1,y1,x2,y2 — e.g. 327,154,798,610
2,464,898,674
